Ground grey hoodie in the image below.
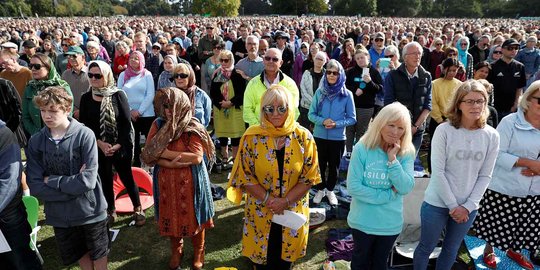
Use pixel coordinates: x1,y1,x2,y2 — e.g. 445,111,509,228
26,118,107,227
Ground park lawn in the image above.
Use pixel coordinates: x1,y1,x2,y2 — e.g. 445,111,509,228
36,169,348,270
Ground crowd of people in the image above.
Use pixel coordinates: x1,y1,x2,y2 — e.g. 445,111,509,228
1,15,540,270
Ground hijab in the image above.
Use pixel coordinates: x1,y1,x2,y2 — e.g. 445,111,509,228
456,37,470,69
318,60,347,111
89,60,120,144
123,51,145,82
141,87,215,166
27,56,70,91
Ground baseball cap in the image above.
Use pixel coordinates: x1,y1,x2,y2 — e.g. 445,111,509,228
502,38,519,48
22,40,37,48
65,46,85,55
1,42,18,49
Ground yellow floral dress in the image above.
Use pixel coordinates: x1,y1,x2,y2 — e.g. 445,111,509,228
228,126,321,264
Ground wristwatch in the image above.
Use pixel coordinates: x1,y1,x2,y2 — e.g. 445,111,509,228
387,159,398,166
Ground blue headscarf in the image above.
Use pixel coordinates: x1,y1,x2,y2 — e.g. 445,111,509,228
318,60,347,110
457,37,470,69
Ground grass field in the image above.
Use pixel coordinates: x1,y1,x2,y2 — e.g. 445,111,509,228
36,168,348,270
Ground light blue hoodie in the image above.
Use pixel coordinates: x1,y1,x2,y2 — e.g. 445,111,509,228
308,87,356,141
347,142,415,235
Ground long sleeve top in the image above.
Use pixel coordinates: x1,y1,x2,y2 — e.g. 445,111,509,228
347,143,414,235
424,122,499,212
308,88,356,141
118,70,155,117
430,78,462,123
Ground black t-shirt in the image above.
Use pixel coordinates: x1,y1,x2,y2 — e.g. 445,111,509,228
487,59,526,113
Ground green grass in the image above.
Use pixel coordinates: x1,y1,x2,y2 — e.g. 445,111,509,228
37,170,347,270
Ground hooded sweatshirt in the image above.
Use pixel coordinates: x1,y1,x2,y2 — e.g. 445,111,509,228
26,118,107,227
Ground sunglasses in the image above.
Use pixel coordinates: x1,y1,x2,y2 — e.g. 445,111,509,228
493,51,503,54
460,43,468,46
88,72,103,79
220,58,230,63
326,70,339,76
263,105,287,115
530,96,540,105
448,53,457,56
385,55,395,58
264,56,280,62
375,38,383,42
29,63,43,70
206,27,214,30
214,46,223,50
505,46,519,51
172,73,189,79
61,44,69,47
435,43,443,46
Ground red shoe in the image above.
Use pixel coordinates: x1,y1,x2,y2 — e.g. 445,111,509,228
506,249,534,270
483,252,497,269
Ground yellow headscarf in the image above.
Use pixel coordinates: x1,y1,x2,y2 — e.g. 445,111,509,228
227,85,298,204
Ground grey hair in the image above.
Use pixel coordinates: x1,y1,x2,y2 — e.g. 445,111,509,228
246,35,259,45
402,41,423,57
326,59,341,70
385,45,400,59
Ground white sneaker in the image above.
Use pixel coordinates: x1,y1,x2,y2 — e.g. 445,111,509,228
326,190,338,206
313,190,325,204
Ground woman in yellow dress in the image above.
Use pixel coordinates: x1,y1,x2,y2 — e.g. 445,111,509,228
227,84,321,269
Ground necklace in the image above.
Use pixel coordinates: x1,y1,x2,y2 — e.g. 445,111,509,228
273,136,286,150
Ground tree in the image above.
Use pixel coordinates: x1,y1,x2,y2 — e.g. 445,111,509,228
192,0,241,16
241,0,272,15
377,0,420,16
112,5,129,15
26,0,54,16
0,0,32,17
56,0,83,16
443,0,482,17
270,0,327,15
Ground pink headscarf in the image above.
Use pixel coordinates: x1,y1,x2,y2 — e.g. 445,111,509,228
123,51,146,82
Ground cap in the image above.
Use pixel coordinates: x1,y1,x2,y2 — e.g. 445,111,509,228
65,46,85,55
501,38,519,48
152,42,161,49
375,32,385,40
262,32,272,39
22,40,36,48
172,37,183,48
1,42,17,49
273,31,290,41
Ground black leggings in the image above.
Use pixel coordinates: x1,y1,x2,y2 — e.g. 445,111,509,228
218,137,240,147
314,138,344,191
253,223,292,270
133,116,155,167
98,151,141,212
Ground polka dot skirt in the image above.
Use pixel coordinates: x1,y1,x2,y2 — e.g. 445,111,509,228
473,189,540,251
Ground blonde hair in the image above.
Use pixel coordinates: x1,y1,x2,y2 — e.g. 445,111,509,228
359,102,415,157
33,86,72,112
519,80,540,113
173,63,196,88
219,50,235,65
259,84,293,127
446,80,490,128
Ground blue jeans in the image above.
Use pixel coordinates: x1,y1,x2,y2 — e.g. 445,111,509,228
351,229,399,270
0,202,42,270
412,128,424,158
413,202,477,270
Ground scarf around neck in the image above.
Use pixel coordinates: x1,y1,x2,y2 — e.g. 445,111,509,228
89,60,120,143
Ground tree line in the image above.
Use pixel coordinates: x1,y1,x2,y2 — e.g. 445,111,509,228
1,0,538,18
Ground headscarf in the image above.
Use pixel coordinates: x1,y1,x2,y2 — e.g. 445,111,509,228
212,56,235,101
487,45,502,63
123,51,145,82
27,56,70,92
89,60,120,144
456,37,470,69
227,85,298,204
174,63,197,112
141,87,215,167
318,60,347,111
158,55,178,89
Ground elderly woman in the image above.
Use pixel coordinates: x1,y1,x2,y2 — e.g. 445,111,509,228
472,80,540,270
113,41,130,78
172,63,211,128
227,84,321,270
210,50,246,169
456,37,474,79
22,53,72,137
142,88,215,270
118,51,155,167
79,60,145,226
157,55,178,89
309,59,356,205
347,102,415,270
85,41,104,62
299,51,327,131
376,45,401,114
345,48,383,157
414,80,500,270
203,40,224,94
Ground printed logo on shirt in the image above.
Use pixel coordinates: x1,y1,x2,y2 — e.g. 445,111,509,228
514,72,521,77
455,149,485,161
497,72,504,77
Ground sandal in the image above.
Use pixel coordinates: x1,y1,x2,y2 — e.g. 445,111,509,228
133,207,146,227
483,252,497,269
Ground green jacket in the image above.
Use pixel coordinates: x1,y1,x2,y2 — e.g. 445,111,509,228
22,59,72,136
242,71,299,126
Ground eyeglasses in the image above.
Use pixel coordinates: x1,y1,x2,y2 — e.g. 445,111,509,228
61,44,69,47
263,105,287,115
264,56,280,62
375,38,383,42
385,55,395,58
172,73,189,79
461,99,486,106
435,43,443,46
406,52,422,56
493,51,503,55
326,70,339,76
87,72,103,79
247,42,258,46
505,46,519,51
220,58,230,63
530,96,540,105
29,63,43,70
460,43,468,46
